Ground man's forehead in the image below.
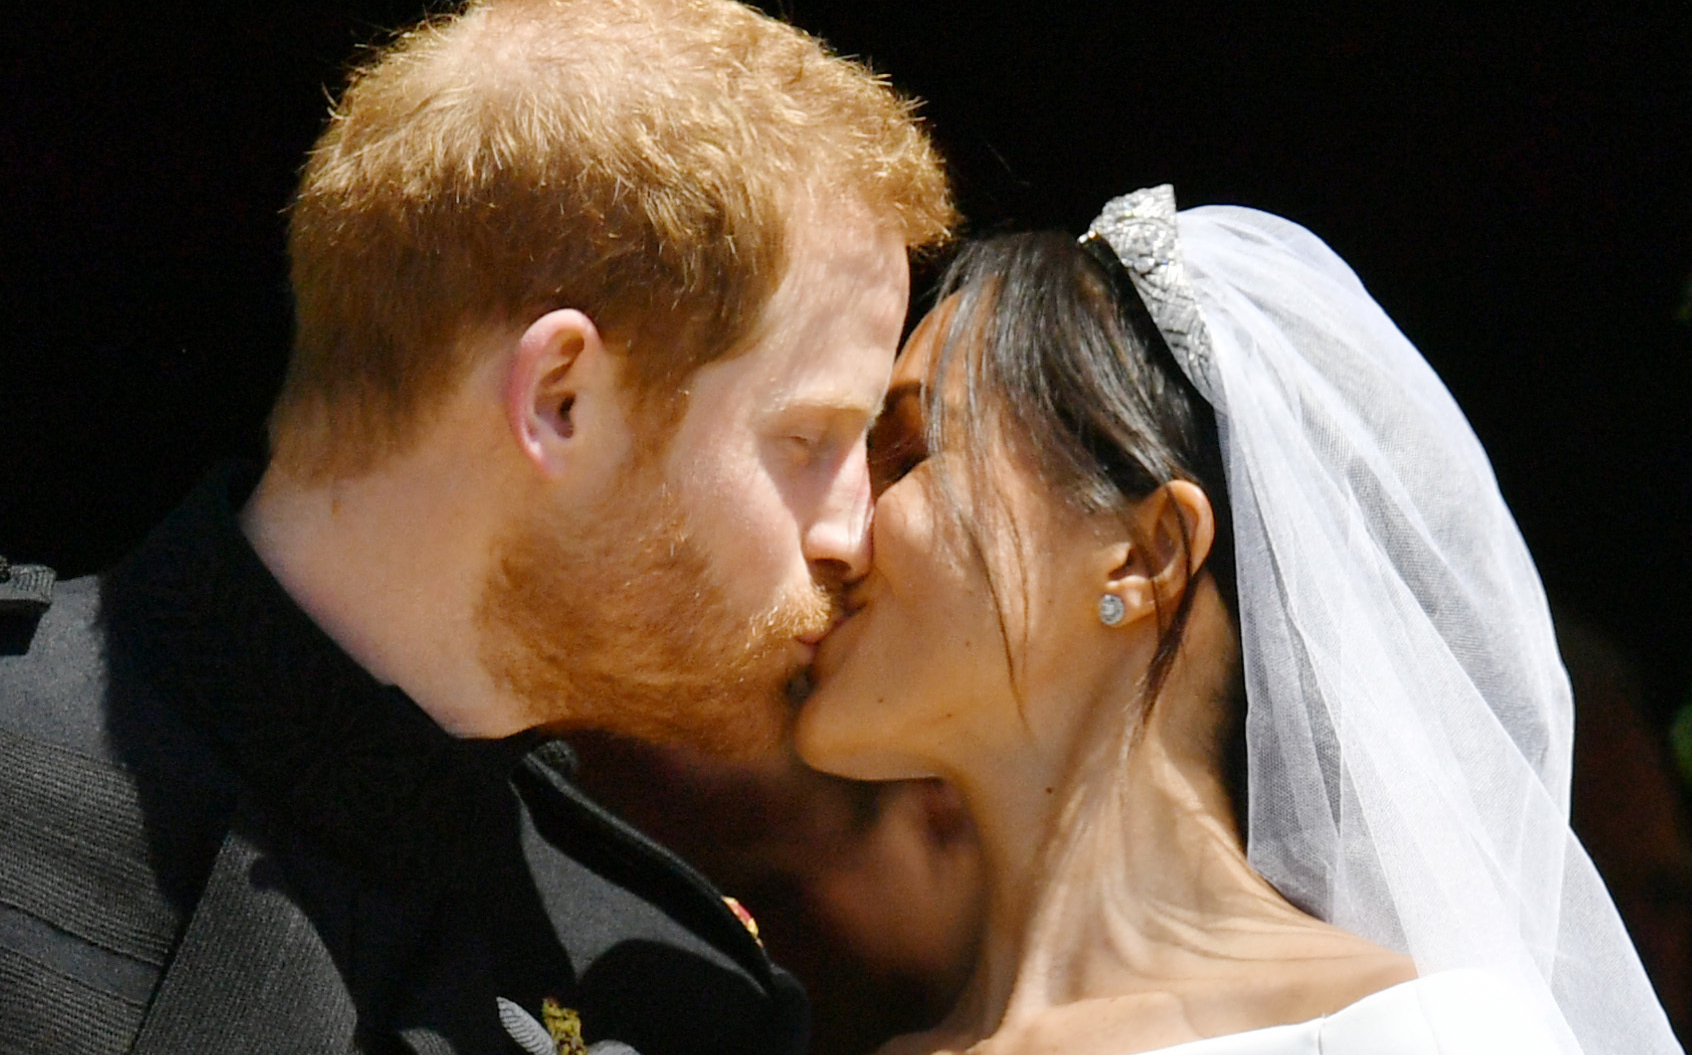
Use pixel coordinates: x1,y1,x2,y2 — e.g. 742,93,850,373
773,197,908,297
745,238,905,374
673,302,895,433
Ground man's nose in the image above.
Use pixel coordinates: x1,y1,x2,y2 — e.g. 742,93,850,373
802,448,873,584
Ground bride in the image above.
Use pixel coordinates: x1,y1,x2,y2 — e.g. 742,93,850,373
795,187,1679,1055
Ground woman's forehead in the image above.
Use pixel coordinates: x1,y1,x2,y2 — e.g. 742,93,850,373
894,290,1000,399
893,298,954,381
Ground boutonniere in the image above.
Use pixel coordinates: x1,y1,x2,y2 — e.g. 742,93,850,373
498,996,640,1055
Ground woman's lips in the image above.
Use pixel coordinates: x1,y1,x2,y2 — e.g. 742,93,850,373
808,604,864,682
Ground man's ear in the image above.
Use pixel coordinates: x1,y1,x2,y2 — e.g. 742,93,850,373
503,308,618,478
1097,481,1217,626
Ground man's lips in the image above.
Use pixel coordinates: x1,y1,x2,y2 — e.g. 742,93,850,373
797,598,861,646
808,599,867,671
796,624,835,647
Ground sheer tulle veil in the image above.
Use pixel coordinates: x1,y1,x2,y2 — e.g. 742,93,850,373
1085,186,1680,1055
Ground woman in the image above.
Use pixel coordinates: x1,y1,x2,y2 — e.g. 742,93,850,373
795,187,1679,1054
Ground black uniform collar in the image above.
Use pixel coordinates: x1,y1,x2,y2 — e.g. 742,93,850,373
103,462,538,882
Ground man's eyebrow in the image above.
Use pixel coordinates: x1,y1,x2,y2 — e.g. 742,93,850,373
772,393,884,421
771,382,920,429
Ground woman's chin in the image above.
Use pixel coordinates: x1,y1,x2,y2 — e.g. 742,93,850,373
794,690,930,782
792,688,868,776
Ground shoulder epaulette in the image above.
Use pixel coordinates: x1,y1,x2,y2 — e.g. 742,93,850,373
0,555,57,655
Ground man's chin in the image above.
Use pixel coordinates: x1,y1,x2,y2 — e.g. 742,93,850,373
536,670,801,762
660,689,794,762
664,656,813,762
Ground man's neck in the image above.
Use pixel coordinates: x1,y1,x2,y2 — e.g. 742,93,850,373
239,457,526,738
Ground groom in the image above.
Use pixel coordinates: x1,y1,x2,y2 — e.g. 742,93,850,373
0,0,952,1052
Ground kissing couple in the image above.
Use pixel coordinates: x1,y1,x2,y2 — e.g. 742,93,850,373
0,1,1675,1054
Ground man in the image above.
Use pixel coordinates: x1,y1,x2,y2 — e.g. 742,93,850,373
0,0,953,1051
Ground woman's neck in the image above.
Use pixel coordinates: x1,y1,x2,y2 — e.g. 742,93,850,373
940,733,1288,1041
914,598,1413,1054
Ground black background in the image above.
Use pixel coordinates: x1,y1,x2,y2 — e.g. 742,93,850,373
3,2,1688,728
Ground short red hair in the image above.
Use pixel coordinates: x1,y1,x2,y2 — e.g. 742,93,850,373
273,0,954,480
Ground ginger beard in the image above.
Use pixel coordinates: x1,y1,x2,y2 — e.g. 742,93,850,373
476,459,838,759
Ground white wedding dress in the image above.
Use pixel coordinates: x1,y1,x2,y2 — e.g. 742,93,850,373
1137,971,1560,1055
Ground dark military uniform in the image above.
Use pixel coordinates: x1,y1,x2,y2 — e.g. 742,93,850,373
0,465,807,1055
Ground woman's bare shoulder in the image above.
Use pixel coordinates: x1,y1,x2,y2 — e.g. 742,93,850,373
876,930,1418,1055
1251,926,1418,1025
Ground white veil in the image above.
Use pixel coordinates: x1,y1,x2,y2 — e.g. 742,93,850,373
1087,186,1679,1055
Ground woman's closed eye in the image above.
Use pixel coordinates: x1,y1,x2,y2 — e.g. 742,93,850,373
869,385,928,495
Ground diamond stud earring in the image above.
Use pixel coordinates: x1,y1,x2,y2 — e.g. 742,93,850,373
1098,593,1126,626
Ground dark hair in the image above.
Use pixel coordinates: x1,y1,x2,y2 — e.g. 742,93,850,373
919,230,1248,828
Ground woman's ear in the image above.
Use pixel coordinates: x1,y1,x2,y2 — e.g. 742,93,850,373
1098,481,1217,626
504,308,617,478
